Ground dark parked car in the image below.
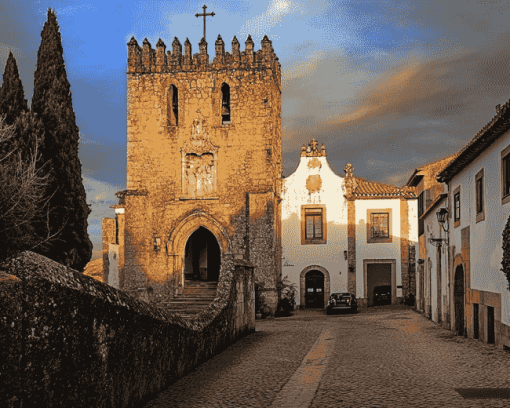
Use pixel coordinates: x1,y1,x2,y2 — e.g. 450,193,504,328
326,293,357,314
373,285,391,305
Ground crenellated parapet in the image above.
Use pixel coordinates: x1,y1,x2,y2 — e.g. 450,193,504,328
127,34,281,78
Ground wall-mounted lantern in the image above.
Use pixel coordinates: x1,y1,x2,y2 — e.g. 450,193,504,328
344,250,348,260
154,237,161,252
436,207,449,233
429,207,449,247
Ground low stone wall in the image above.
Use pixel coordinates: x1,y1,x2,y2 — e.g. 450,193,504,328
0,251,254,408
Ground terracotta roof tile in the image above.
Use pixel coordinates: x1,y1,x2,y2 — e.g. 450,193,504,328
352,177,404,197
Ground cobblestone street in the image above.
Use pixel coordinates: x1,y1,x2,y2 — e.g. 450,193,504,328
143,308,510,407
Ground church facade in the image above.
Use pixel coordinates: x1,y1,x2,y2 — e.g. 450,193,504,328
103,33,282,308
281,140,418,308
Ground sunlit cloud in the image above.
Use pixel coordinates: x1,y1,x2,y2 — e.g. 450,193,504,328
239,0,303,39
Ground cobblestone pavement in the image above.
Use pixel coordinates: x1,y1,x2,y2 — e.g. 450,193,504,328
143,307,510,407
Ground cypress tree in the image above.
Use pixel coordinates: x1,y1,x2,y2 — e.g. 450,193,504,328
31,8,92,271
0,51,28,158
0,51,28,126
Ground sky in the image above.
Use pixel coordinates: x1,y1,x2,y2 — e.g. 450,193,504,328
1,0,509,258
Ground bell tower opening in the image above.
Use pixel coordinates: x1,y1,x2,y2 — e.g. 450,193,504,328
184,227,221,281
221,83,230,124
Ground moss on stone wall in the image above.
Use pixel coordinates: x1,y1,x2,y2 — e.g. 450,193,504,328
0,251,253,408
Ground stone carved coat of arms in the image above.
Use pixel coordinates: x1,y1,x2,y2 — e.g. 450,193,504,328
181,111,219,198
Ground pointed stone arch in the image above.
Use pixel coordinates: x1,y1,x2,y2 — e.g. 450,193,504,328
299,265,330,308
166,210,231,285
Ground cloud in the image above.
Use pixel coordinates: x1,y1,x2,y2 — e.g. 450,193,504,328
239,0,304,39
281,28,510,188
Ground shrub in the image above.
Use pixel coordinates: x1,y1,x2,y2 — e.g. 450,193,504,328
276,276,298,317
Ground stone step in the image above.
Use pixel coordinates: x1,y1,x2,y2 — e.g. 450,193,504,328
177,296,216,301
163,302,212,310
181,291,216,299
168,298,214,305
182,286,218,291
184,280,218,287
164,307,208,315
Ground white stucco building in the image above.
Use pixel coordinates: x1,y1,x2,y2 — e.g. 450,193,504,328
406,155,456,327
437,100,510,348
281,139,418,308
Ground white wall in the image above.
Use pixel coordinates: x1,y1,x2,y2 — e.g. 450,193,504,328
450,129,510,326
423,206,448,323
355,199,403,299
281,156,347,306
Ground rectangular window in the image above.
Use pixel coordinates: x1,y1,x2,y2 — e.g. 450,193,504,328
418,191,425,236
418,192,425,217
454,192,460,225
476,178,483,213
367,209,392,243
502,146,510,204
476,169,484,222
301,205,327,244
371,213,389,238
305,208,323,239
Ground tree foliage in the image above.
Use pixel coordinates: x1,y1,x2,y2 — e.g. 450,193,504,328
31,9,92,271
0,51,28,127
0,51,28,160
502,214,510,291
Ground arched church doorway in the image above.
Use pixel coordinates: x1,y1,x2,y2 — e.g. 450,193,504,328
305,270,324,308
454,265,465,336
184,227,221,281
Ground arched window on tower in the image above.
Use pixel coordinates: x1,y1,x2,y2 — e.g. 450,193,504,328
221,83,230,125
168,85,178,126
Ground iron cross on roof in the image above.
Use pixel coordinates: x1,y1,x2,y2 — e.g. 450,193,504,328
195,5,215,42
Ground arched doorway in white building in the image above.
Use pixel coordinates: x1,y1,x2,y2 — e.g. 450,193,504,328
300,266,330,309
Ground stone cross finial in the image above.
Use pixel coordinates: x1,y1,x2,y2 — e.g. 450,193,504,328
195,4,215,43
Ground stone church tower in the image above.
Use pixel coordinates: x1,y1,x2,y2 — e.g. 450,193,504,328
103,33,282,309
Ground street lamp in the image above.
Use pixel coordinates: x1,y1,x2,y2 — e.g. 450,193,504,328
436,208,449,233
429,207,449,247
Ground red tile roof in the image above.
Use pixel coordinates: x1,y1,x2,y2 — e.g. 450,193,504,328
351,177,415,198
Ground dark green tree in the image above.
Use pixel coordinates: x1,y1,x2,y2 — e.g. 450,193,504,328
0,51,28,158
31,8,92,271
0,51,28,126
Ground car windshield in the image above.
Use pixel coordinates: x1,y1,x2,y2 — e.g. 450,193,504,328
331,293,350,299
375,287,390,294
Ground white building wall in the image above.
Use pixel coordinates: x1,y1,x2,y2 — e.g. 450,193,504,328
450,130,510,328
355,199,402,301
423,207,448,323
281,155,348,307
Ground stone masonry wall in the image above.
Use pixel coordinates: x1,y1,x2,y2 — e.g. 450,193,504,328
0,251,254,408
121,35,282,305
102,218,115,285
